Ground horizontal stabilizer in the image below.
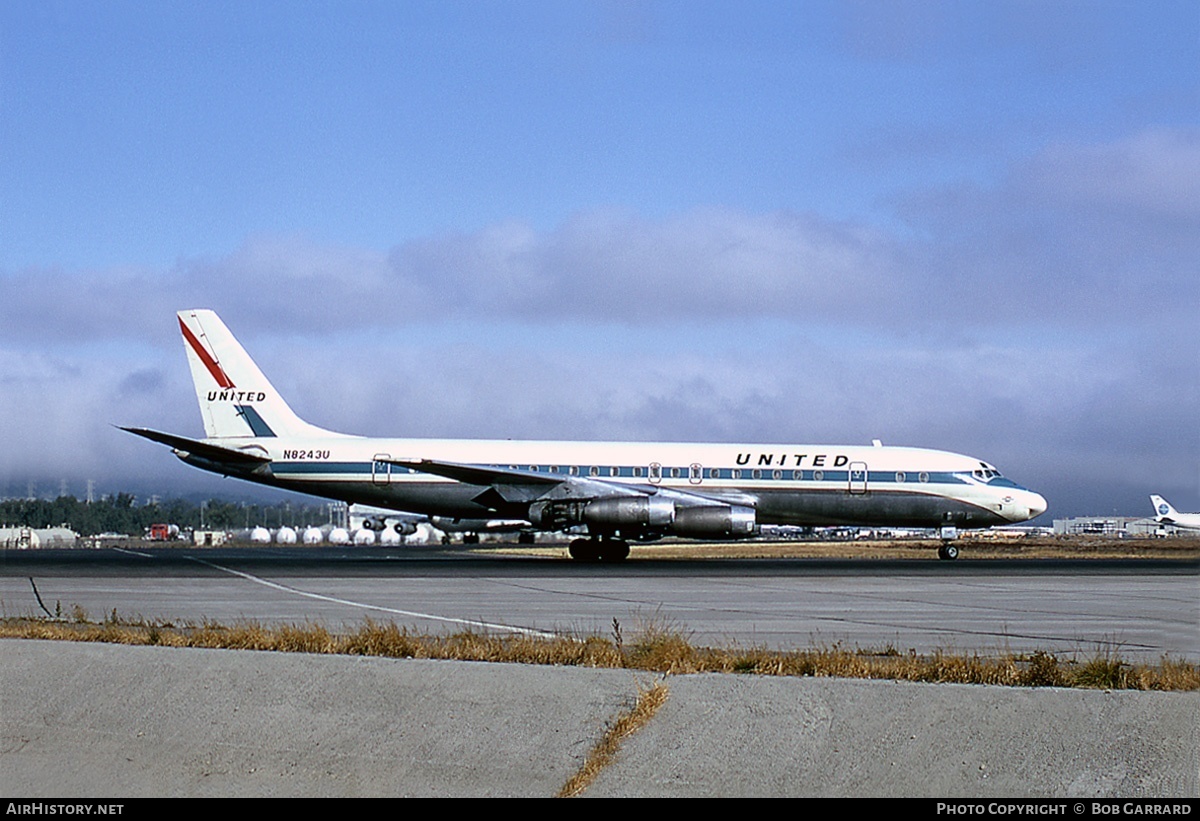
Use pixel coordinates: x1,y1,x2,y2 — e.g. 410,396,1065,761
119,427,271,464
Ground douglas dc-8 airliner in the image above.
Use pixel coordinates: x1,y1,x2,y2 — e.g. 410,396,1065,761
124,310,1047,560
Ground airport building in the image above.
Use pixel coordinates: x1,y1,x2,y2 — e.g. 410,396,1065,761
0,527,77,548
1052,516,1163,537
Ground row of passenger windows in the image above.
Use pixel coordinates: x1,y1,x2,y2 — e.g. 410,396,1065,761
496,464,934,483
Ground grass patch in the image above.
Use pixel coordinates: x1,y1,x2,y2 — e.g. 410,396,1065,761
1,614,1196,691
558,680,669,797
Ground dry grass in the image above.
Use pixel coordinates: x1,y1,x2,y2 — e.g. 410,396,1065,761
557,680,669,797
0,615,624,666
2,613,1196,691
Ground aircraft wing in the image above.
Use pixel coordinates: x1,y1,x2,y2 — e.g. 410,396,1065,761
384,457,754,511
384,457,653,504
385,458,561,487
119,427,271,465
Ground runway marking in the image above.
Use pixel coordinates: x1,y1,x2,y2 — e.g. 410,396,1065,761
111,547,154,558
185,556,559,638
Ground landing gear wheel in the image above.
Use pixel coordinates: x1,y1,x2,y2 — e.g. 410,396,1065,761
938,543,959,561
569,538,601,562
569,538,629,561
600,540,630,562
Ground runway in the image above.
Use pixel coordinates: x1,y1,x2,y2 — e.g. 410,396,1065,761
2,546,1197,661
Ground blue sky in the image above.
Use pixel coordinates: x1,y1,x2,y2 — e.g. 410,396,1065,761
1,0,1197,519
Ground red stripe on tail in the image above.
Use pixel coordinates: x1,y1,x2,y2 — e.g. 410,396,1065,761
179,316,235,389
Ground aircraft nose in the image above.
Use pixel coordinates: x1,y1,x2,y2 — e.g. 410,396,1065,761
1026,491,1047,520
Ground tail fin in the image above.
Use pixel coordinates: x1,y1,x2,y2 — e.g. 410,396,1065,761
1150,495,1175,520
177,310,341,440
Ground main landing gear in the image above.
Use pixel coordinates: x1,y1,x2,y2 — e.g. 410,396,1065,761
568,537,631,562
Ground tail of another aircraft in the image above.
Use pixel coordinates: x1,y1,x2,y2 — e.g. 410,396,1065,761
178,309,342,440
1150,494,1176,519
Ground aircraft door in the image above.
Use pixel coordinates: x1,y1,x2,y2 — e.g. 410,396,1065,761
848,462,868,494
372,453,391,486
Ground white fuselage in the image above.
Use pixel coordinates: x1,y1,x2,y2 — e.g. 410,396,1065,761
187,434,1048,531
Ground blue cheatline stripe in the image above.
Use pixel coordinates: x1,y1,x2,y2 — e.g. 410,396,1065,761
274,462,370,474
269,461,978,487
235,405,276,437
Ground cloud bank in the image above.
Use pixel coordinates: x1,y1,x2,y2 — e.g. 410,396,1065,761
1,129,1196,517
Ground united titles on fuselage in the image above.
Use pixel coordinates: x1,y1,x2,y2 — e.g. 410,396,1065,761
736,453,850,467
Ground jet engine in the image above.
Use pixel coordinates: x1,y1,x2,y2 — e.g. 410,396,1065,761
583,497,675,528
673,504,757,538
529,497,756,539
528,496,674,531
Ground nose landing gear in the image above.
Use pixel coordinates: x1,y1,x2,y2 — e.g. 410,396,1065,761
937,542,959,560
938,525,959,560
